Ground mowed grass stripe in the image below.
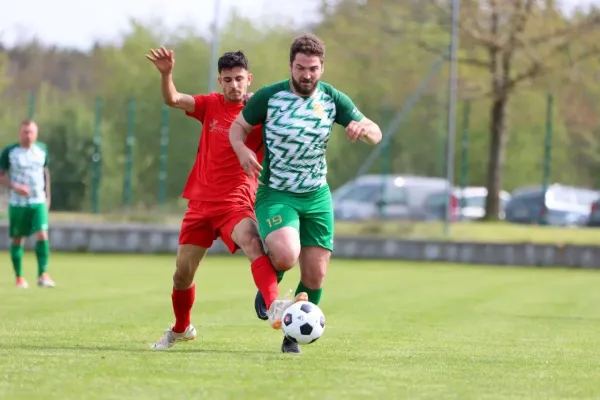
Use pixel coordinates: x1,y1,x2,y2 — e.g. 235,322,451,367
1,253,600,399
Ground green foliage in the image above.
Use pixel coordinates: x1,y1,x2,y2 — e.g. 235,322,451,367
1,2,600,213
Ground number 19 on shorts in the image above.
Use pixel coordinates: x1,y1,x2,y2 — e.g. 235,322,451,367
265,215,283,228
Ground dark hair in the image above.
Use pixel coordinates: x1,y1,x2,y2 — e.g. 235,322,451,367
290,34,325,64
218,50,249,73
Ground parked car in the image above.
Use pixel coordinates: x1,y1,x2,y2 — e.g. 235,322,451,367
423,186,511,221
587,198,600,227
505,184,600,226
332,174,451,221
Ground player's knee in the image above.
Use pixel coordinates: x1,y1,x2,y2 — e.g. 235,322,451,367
35,230,48,241
173,269,194,290
11,237,24,246
270,251,297,271
242,236,264,261
268,244,299,271
265,227,301,270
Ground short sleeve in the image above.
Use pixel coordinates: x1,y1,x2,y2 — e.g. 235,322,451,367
0,146,10,171
185,95,209,121
332,89,364,127
242,87,271,126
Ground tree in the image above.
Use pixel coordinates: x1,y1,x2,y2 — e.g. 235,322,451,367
422,0,600,219
315,0,449,187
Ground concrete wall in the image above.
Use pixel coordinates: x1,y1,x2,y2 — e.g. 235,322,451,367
1,221,599,268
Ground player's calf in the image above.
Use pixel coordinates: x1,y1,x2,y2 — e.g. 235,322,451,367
173,245,205,290
34,230,52,286
10,238,24,283
231,218,286,320
296,246,329,304
170,245,205,334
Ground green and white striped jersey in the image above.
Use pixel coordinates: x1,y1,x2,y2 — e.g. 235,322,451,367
0,142,49,206
242,80,364,193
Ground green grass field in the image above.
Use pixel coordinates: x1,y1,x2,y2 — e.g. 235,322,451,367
2,253,600,399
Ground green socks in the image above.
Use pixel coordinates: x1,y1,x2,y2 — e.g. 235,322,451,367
295,281,323,305
35,240,50,277
276,270,285,283
10,244,23,278
270,261,321,304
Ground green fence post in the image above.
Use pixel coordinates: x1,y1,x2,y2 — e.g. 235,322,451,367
437,105,446,178
378,107,395,218
378,139,390,218
123,97,135,208
540,93,553,225
459,100,471,216
27,91,36,119
158,104,170,209
91,97,103,214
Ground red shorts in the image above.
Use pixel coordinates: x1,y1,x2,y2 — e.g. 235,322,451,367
178,200,256,254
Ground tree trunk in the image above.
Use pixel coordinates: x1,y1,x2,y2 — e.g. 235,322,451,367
484,95,509,220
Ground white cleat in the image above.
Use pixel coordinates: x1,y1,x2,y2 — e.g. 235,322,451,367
267,289,308,330
16,278,29,289
37,273,55,288
151,324,197,350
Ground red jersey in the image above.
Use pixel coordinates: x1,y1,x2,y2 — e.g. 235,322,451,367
183,92,263,203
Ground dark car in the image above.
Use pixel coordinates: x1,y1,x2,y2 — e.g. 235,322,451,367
505,184,599,226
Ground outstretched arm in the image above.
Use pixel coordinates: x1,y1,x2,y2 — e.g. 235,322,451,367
146,47,195,113
160,73,195,112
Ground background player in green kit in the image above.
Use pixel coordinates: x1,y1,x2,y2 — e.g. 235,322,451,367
230,34,382,353
0,120,55,289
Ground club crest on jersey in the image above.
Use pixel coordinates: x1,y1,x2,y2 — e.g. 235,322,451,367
312,102,326,119
209,119,229,134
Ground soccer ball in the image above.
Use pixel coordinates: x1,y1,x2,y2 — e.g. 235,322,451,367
282,301,326,345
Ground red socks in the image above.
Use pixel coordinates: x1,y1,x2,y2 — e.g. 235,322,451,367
251,255,279,309
171,283,196,333
171,256,277,333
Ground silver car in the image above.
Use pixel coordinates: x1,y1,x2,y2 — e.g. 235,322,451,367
332,174,451,221
423,186,511,221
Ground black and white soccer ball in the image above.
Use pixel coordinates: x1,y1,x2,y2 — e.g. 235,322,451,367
282,301,326,345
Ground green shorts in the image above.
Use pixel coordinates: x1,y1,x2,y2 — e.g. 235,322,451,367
8,203,49,238
255,184,334,251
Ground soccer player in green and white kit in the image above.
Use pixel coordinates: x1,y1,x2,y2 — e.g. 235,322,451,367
230,34,382,353
0,120,55,289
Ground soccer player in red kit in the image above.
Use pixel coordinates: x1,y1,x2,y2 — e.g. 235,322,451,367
145,47,307,350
